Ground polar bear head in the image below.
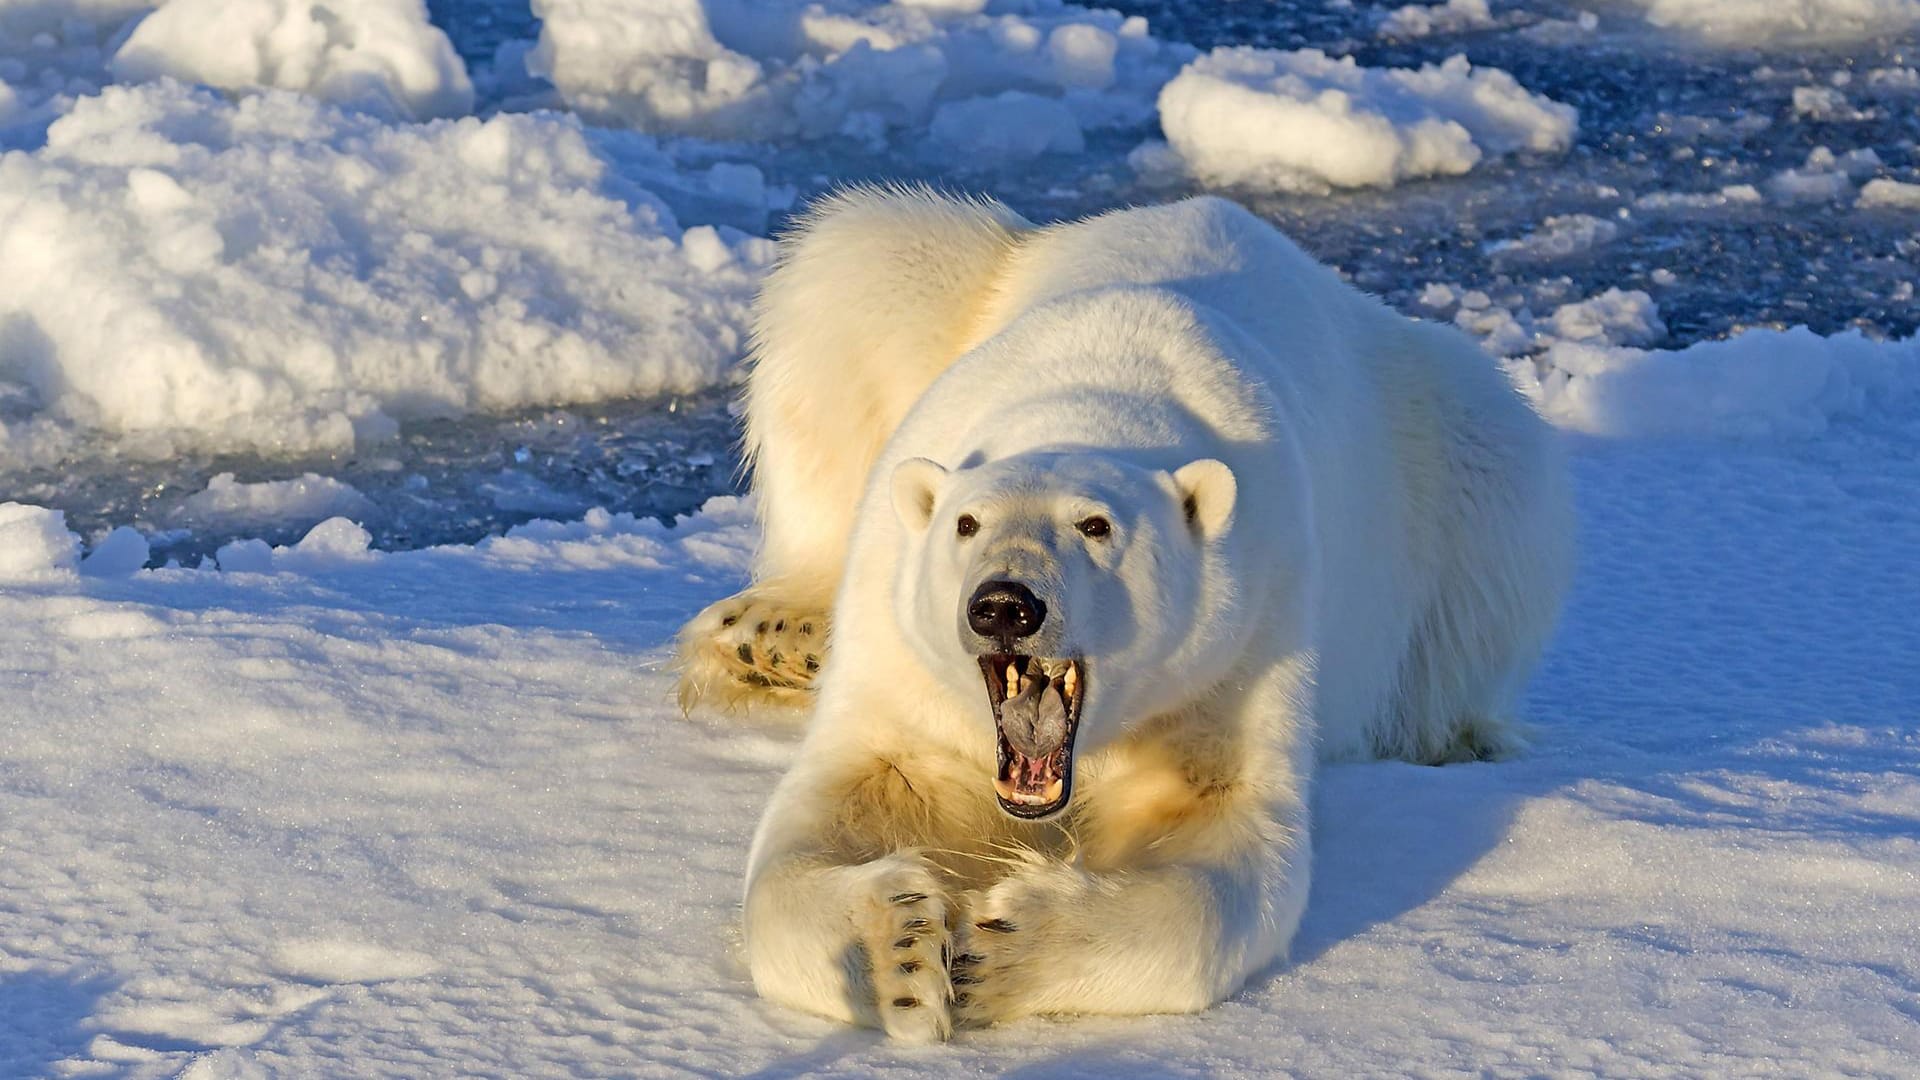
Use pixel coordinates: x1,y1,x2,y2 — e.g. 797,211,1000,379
890,451,1239,820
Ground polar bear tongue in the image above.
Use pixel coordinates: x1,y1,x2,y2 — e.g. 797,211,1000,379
986,658,1078,810
1000,673,1068,759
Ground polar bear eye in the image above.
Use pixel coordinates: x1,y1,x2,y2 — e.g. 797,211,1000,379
956,514,979,538
1076,515,1111,539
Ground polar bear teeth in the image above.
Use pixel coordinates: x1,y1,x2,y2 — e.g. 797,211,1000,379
979,655,1083,818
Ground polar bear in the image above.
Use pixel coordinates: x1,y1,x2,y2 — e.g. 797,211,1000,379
677,187,1572,1041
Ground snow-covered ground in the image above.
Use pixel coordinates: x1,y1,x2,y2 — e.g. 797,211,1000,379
4,0,1920,1075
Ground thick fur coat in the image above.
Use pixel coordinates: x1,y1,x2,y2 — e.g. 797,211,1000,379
677,187,1573,1041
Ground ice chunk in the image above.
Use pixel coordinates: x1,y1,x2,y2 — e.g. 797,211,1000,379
1487,213,1620,261
1857,178,1920,209
215,537,276,573
1516,326,1920,438
110,0,474,121
1632,0,1920,45
183,473,372,533
928,91,1085,163
1379,0,1498,39
80,525,152,576
1154,48,1576,194
1548,288,1666,347
528,0,1188,145
0,502,80,579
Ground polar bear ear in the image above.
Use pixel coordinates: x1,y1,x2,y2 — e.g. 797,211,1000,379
891,457,949,532
1173,459,1236,539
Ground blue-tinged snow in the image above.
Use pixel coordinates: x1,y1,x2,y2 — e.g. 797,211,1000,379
2,0,1919,1075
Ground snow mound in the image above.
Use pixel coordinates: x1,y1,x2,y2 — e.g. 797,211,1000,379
526,0,1189,151
0,503,80,579
1633,0,1920,45
1517,327,1919,438
110,0,473,121
0,82,768,464
1153,48,1576,195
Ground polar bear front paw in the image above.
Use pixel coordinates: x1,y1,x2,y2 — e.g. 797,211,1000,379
856,856,956,1043
675,588,829,710
950,862,1086,1029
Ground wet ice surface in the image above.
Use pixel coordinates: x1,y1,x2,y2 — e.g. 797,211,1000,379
10,0,1920,558
7,391,739,565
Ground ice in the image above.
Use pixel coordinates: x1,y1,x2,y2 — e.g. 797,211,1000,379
0,501,78,578
1153,48,1576,194
1517,326,1918,438
1857,176,1920,208
1377,0,1498,40
525,0,1187,149
928,90,1085,162
1632,0,1920,45
1791,84,1866,119
1485,212,1619,261
79,525,151,575
1766,145,1883,203
181,472,372,534
0,81,767,465
1545,286,1666,346
110,0,473,121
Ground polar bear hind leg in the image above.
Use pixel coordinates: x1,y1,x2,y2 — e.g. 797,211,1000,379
1369,318,1576,763
676,186,1031,711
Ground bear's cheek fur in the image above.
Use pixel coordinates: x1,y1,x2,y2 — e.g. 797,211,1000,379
892,537,986,698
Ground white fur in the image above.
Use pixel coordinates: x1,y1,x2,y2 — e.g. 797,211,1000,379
680,187,1573,1040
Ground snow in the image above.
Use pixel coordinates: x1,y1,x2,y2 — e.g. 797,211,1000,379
525,0,1187,149
0,81,768,464
4,431,1920,1074
1153,48,1576,194
1633,0,1920,44
109,0,475,121
1518,326,1918,438
0,501,79,578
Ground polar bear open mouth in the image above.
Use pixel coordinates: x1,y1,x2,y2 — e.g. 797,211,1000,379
978,655,1083,819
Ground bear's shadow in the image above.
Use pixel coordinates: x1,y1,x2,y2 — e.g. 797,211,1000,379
1276,758,1536,970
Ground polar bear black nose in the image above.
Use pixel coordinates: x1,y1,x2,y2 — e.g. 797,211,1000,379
967,580,1046,646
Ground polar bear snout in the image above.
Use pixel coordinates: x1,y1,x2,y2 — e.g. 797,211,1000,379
966,579,1047,650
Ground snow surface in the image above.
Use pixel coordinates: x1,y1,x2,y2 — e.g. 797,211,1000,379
4,425,1920,1075
1152,47,1576,194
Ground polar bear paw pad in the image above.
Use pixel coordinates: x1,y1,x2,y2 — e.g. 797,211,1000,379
674,589,829,711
